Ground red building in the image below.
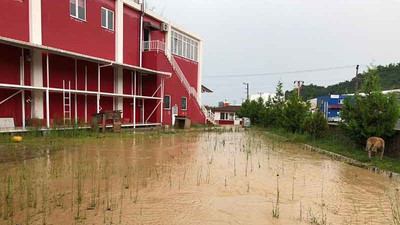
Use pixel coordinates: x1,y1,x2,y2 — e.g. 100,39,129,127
211,105,242,125
0,0,211,130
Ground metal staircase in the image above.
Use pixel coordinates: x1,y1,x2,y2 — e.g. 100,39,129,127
63,80,72,124
143,40,216,124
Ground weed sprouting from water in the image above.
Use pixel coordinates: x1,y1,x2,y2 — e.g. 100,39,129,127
299,201,303,221
75,162,84,220
307,207,327,225
272,173,280,219
4,174,14,221
245,149,251,177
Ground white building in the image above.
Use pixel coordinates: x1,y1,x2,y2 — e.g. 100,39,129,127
250,93,275,102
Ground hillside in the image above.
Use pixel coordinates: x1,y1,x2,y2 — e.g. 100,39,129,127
285,63,400,100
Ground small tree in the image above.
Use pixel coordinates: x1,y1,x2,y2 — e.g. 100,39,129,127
281,90,311,133
341,68,400,144
304,111,329,139
270,81,286,127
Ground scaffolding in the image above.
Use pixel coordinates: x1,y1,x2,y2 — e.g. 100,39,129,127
0,36,171,131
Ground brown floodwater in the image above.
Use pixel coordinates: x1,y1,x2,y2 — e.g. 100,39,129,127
0,129,399,225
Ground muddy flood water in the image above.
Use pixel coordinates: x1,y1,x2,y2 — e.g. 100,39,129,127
0,129,399,225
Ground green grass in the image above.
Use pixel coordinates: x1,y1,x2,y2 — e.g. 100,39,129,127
263,127,400,174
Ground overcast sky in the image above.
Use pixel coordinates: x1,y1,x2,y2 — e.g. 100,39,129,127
147,0,400,106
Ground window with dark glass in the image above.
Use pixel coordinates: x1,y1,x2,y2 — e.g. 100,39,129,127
164,96,171,109
181,97,187,111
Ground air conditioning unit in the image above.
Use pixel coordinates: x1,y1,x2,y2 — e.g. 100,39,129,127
161,23,169,32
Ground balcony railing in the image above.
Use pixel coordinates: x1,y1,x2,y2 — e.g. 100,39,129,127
143,40,166,52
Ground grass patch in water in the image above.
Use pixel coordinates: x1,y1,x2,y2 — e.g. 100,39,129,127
263,127,400,174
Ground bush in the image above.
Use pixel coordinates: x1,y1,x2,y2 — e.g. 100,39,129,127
237,97,268,126
305,111,329,139
341,68,400,144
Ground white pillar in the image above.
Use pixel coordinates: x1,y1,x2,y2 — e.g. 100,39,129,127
74,59,78,124
97,64,100,113
31,49,44,119
46,54,50,128
166,23,172,59
161,78,164,124
115,0,124,63
29,0,42,45
84,66,88,123
197,40,203,102
133,71,137,128
20,49,25,128
115,67,124,116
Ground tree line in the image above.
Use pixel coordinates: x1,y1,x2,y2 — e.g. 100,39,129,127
285,63,400,101
238,68,400,145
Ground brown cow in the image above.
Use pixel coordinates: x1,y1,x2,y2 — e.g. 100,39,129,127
365,137,385,160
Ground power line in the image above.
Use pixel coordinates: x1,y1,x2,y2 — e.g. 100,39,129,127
204,65,365,78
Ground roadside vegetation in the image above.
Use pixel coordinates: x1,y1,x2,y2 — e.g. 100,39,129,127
238,67,400,173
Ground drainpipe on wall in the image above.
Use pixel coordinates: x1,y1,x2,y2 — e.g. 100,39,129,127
139,0,145,67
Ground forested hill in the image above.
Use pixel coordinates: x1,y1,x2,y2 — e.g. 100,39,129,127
285,63,400,100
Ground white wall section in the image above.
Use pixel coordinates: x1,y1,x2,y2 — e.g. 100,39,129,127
29,0,42,45
31,49,44,119
116,0,124,63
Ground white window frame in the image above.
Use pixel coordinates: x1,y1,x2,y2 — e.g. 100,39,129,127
101,7,114,31
181,97,187,111
220,112,234,121
164,95,171,110
220,112,226,120
171,30,199,62
70,0,86,21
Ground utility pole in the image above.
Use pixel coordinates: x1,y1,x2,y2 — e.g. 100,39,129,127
294,81,304,98
243,82,250,101
355,65,359,93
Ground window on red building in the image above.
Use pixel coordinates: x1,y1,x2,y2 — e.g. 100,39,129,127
164,96,171,109
181,97,187,111
70,0,86,21
101,7,114,31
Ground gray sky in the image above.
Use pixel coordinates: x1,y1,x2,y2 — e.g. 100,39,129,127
147,0,400,106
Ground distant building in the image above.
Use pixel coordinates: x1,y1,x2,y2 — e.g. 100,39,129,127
218,100,231,108
250,93,275,102
309,98,318,113
317,95,346,122
211,102,242,125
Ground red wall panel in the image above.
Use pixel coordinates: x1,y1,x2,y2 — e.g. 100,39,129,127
173,56,199,92
218,120,235,125
123,6,140,66
48,55,75,89
100,67,114,93
0,44,22,85
42,0,116,60
0,0,29,41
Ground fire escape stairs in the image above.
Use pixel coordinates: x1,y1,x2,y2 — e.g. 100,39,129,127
143,40,215,124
